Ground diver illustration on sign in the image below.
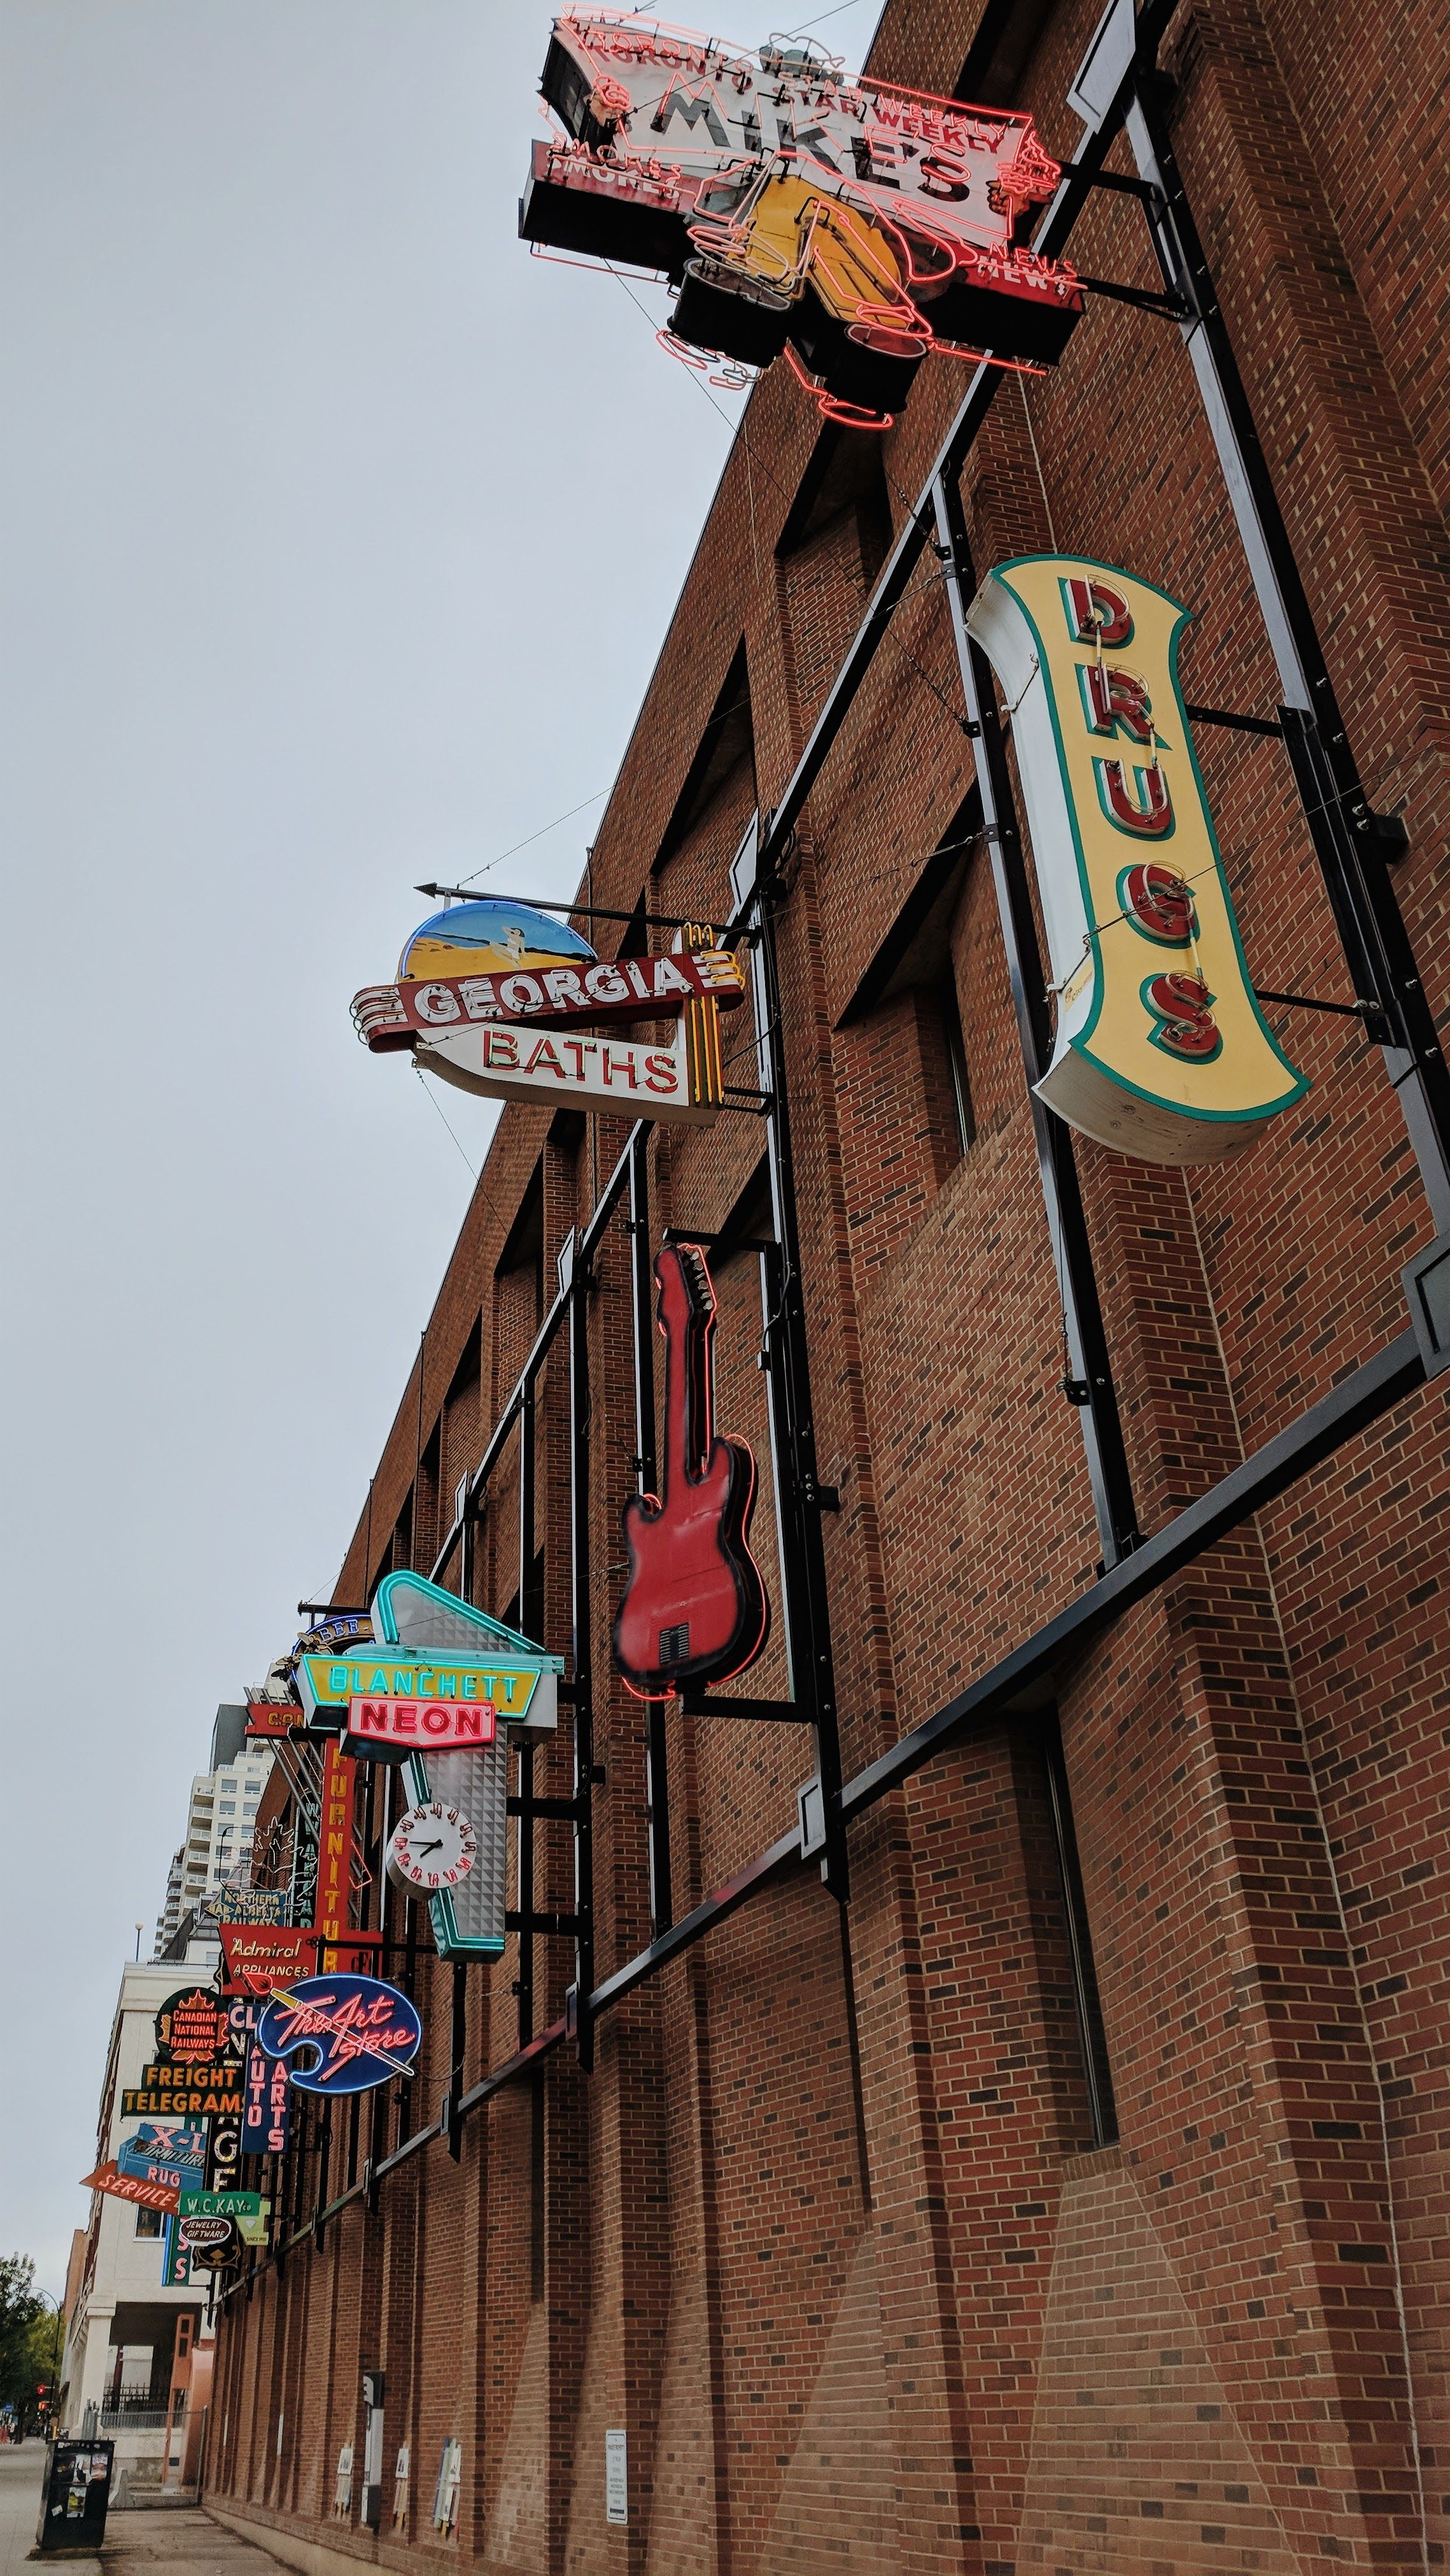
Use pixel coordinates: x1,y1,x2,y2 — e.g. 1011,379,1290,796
521,14,1084,427
614,1241,770,1697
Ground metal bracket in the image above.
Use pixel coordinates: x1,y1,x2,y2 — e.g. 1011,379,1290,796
1183,702,1283,737
679,1691,813,1723
1077,272,1190,320
798,1776,827,1860
1057,160,1162,204
1404,1234,1450,1380
1253,986,1379,1022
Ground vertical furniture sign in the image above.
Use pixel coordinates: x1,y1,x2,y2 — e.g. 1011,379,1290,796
314,1739,356,1964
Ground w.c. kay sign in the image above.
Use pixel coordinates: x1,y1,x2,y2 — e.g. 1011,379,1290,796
967,556,1306,1163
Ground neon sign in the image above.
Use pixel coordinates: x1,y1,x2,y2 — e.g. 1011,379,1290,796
353,939,743,1049
80,2161,180,2215
353,899,736,1127
256,1973,423,2096
966,556,1307,1163
297,1571,559,1742
614,1242,770,1695
522,15,1083,426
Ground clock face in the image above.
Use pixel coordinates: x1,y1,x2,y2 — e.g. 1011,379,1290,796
384,1802,478,1898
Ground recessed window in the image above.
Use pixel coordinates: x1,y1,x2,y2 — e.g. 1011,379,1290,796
135,2208,164,2239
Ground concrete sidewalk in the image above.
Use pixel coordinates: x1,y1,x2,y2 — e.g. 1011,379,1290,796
0,2451,63,2576
0,2452,281,2576
100,2505,279,2572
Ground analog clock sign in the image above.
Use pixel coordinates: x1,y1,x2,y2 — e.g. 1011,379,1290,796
384,1801,477,1898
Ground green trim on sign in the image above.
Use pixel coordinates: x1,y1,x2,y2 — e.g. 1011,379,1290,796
987,555,1309,1126
405,1752,507,1961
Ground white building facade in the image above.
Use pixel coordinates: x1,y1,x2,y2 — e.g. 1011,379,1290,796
60,1963,217,2498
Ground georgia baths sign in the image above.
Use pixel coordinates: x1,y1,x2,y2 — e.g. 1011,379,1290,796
353,899,744,1126
967,556,1306,1164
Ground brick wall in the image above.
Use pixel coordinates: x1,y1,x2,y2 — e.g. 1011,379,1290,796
208,0,1450,2567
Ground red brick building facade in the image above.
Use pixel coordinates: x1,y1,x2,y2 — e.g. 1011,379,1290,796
206,0,1450,2568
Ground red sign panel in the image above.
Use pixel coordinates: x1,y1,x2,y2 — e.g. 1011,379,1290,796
220,1925,321,1994
342,1695,498,1761
353,944,743,1053
313,1739,356,1952
243,1702,300,1738
80,2161,180,2215
221,1922,381,1996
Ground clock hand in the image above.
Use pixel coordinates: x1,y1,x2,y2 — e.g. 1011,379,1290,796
414,1838,444,1856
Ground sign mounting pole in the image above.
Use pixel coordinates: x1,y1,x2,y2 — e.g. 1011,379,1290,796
1101,43,1450,1235
932,473,1141,1567
731,829,849,1900
563,1230,598,2066
628,1126,673,1938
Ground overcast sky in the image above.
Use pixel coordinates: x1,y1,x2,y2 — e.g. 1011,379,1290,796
1,0,883,2294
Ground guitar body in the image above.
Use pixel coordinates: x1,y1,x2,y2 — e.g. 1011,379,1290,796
613,1245,770,1698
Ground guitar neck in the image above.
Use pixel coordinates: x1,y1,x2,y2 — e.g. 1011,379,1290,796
658,1252,715,1490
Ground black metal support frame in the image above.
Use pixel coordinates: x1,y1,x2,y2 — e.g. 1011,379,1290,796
225,0,1447,2289
629,1126,674,1938
231,1319,1425,2273
724,864,850,1895
1118,74,1450,1231
932,471,1141,1567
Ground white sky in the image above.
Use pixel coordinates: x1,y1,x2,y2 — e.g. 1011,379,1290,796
1,0,883,2293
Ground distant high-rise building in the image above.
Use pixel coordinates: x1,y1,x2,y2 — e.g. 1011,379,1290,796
151,1847,185,1961
154,1705,278,1955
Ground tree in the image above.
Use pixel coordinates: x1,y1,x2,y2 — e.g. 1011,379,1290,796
0,2256,46,2419
24,2308,67,2430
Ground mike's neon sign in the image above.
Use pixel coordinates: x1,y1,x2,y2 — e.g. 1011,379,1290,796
521,14,1083,428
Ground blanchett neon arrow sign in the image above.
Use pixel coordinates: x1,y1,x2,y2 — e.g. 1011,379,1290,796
966,556,1306,1164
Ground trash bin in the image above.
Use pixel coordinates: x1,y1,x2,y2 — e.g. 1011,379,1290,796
34,2439,115,2554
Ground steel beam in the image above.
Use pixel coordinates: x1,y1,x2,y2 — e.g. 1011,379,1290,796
1122,80,1450,1235
629,1126,674,1938
932,472,1141,1568
227,1324,1425,2303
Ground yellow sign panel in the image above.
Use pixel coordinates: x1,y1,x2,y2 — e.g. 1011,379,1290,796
296,1654,543,1723
966,555,1306,1163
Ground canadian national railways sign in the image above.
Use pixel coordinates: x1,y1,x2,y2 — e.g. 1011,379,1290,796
967,556,1306,1163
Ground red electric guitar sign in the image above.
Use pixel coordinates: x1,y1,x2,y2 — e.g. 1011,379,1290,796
613,1243,770,1698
